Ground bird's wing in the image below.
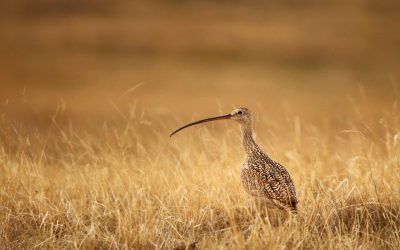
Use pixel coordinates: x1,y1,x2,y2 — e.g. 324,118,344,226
254,159,297,208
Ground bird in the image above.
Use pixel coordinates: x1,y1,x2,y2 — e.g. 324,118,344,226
170,108,298,213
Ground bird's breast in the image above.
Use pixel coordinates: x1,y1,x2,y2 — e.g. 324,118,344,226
240,163,262,196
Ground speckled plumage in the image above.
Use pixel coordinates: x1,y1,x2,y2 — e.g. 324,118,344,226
238,109,297,212
170,107,298,213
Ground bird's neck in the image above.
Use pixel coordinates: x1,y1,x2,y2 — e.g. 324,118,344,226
240,123,259,155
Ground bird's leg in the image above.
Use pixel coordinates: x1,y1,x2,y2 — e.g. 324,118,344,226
252,197,275,223
255,198,271,225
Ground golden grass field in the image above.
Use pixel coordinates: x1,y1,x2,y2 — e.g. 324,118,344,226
1,0,400,249
1,90,400,249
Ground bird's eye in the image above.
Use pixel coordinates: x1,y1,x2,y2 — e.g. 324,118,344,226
238,111,243,115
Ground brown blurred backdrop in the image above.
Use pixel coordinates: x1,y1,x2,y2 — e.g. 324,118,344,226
0,0,399,126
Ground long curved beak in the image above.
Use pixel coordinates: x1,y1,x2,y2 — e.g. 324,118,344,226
170,114,232,137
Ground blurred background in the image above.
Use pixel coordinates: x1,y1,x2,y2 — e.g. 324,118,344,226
0,0,399,127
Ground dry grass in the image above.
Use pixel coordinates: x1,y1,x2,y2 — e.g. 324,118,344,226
1,1,400,249
0,93,399,249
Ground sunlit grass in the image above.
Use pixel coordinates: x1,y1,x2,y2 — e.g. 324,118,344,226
0,95,399,249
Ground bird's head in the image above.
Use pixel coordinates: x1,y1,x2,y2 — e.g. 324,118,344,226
170,107,252,137
229,107,252,124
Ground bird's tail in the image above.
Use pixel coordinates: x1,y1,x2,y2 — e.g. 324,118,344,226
287,205,298,214
287,198,298,214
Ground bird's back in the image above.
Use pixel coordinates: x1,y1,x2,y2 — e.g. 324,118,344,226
240,151,297,212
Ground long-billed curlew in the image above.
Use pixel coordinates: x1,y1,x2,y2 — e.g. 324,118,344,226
170,108,298,213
